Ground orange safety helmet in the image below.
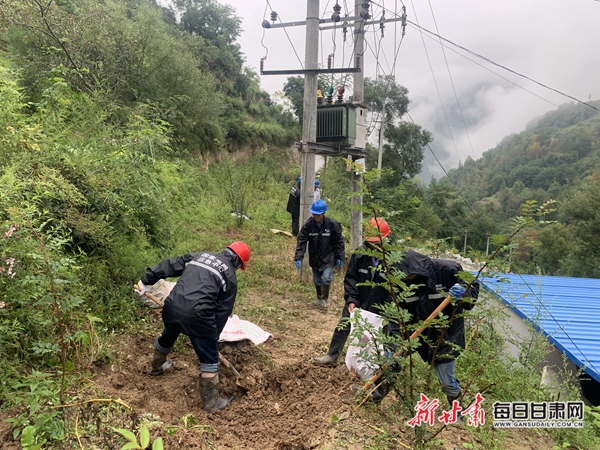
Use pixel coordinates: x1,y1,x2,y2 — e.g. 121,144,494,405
365,217,391,243
227,241,251,270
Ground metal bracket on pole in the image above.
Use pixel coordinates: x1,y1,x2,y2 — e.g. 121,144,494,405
261,68,360,76
261,16,362,29
296,141,366,158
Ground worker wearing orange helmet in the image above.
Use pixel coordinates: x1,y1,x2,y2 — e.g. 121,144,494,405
136,241,250,413
314,218,392,367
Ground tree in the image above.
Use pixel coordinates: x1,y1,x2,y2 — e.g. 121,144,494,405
282,76,305,124
176,0,241,47
282,75,329,125
382,122,432,180
561,179,600,277
425,179,468,242
533,223,570,275
364,75,409,126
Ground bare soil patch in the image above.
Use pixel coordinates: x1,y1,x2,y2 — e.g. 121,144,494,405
0,242,559,449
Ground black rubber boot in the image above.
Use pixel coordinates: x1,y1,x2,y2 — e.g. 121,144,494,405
314,285,323,307
371,380,390,402
313,325,350,365
351,379,390,403
320,284,331,308
150,349,173,376
447,391,465,425
447,391,463,406
199,374,233,413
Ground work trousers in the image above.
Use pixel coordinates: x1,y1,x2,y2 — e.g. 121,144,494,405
312,266,334,287
155,323,220,373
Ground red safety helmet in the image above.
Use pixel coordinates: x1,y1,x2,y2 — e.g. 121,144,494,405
365,217,391,243
227,241,251,270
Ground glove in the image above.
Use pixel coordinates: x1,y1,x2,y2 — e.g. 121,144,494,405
337,259,343,268
449,283,466,301
136,280,148,296
295,261,301,270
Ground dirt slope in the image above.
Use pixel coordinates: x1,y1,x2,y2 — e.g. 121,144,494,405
0,242,558,449
89,305,360,450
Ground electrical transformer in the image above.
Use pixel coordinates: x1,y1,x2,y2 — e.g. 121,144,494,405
316,103,366,149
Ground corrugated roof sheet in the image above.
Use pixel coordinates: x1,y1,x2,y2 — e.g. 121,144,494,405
480,273,600,383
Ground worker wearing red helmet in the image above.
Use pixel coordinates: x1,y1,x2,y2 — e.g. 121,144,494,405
136,241,250,413
314,218,392,366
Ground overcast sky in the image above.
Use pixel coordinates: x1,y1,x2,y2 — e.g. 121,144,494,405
220,0,599,181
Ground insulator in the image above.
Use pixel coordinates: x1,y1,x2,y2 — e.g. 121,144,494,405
260,57,265,74
360,3,370,20
327,54,333,70
270,11,278,23
331,3,342,22
355,55,361,69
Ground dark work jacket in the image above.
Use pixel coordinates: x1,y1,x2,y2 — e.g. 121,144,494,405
286,183,301,216
141,251,238,338
344,248,436,331
344,243,393,315
418,258,480,365
396,249,438,328
294,216,345,271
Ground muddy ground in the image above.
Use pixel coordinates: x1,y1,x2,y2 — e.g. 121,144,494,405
92,306,363,450
0,245,558,449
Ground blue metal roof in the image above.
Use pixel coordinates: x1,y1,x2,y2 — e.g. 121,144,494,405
480,273,600,383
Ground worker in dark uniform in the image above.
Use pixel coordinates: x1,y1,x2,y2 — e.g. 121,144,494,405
314,219,435,366
136,241,251,413
421,258,479,408
294,199,345,308
286,177,301,236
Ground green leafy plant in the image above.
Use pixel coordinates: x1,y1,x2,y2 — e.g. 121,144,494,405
165,413,215,437
344,162,566,448
112,425,164,450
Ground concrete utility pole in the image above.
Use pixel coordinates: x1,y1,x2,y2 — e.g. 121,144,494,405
377,116,385,171
299,0,319,275
261,1,403,259
463,229,468,255
350,0,365,251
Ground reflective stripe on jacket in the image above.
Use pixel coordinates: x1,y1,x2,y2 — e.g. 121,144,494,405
294,216,345,271
141,251,238,338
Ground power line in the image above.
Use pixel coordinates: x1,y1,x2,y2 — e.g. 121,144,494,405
260,3,269,60
409,23,560,109
409,0,462,163
265,0,304,69
408,19,600,113
407,112,476,216
313,3,596,377
371,1,589,111
426,0,477,160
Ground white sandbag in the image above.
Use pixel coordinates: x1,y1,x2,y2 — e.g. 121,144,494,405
139,279,176,309
345,309,384,380
219,314,272,345
139,280,272,345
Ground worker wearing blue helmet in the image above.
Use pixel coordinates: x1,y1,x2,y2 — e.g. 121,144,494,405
294,199,345,308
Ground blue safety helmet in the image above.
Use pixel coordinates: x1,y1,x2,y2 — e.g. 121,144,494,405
314,179,320,187
298,177,301,183
310,199,327,215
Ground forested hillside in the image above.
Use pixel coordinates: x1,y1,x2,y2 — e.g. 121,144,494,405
2,1,600,449
433,101,600,277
